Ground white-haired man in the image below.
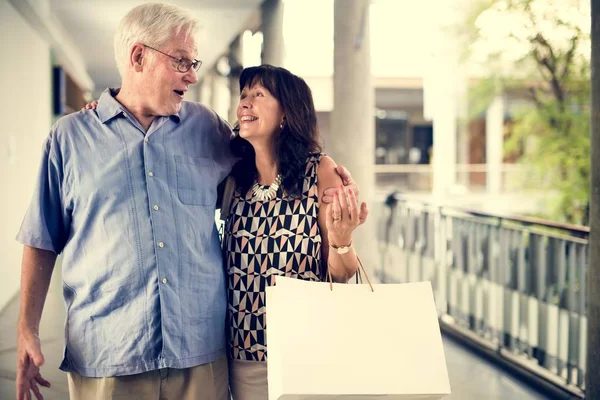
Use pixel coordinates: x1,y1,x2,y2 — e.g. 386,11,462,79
15,4,231,399
15,3,358,399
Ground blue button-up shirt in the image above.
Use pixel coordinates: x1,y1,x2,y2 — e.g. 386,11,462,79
16,89,235,377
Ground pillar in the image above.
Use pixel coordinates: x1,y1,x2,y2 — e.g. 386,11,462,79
261,0,284,66
199,72,213,108
330,0,376,277
228,35,243,125
486,96,505,194
210,67,230,119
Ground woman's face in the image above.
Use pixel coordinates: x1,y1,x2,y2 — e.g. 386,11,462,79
237,82,284,144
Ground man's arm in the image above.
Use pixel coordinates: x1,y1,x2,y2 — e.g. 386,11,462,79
17,246,55,400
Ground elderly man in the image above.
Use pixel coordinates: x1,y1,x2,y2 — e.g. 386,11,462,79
16,3,357,400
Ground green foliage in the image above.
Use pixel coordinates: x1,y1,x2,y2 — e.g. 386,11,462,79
462,0,591,224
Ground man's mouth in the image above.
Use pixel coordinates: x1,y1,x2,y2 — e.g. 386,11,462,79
174,90,185,97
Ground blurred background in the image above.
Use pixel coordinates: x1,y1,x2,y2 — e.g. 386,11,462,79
0,0,593,399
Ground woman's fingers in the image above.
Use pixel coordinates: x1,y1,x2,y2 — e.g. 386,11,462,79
332,190,342,223
337,186,350,221
347,188,359,222
358,202,368,225
325,202,333,230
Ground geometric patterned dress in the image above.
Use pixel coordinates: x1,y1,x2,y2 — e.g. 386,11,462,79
223,153,323,361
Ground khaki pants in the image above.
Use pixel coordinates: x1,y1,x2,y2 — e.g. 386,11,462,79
229,359,268,400
67,357,229,400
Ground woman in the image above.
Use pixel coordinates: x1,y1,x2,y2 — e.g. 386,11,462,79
224,64,367,399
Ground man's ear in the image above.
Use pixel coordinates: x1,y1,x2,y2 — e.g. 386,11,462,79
130,43,145,72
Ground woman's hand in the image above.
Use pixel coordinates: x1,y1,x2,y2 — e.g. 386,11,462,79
81,100,98,111
325,186,367,246
322,166,367,225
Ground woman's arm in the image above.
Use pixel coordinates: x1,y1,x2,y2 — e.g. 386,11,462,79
317,156,367,283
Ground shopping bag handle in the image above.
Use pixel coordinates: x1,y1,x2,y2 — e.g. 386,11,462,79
327,255,374,292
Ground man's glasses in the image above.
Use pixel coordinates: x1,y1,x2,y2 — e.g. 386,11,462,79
144,44,202,73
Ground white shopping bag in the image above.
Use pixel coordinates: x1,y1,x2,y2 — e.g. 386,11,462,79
266,276,451,400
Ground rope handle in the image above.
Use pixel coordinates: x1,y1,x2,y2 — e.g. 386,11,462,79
327,255,374,292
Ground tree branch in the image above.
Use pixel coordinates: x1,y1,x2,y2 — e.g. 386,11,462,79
528,87,544,108
560,34,580,83
530,34,566,109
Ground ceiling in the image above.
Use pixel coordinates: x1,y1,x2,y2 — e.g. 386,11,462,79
49,0,263,93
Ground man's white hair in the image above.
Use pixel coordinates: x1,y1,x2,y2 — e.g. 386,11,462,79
114,3,199,77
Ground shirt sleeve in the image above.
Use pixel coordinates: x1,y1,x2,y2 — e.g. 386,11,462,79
16,128,71,254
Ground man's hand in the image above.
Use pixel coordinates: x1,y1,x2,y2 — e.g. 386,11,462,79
17,246,56,399
322,165,367,225
17,329,50,400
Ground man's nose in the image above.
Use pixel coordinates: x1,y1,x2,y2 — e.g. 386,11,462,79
184,68,198,84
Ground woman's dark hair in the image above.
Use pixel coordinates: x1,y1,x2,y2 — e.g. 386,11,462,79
230,64,322,198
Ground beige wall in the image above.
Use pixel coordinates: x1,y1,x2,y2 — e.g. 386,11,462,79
0,0,53,311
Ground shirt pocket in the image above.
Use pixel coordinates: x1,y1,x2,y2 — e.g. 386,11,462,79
175,155,218,206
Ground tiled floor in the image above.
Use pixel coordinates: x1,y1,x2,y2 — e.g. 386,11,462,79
0,268,550,400
442,338,549,400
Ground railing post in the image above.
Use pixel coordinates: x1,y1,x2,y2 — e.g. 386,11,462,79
579,244,589,389
436,208,449,316
516,231,529,356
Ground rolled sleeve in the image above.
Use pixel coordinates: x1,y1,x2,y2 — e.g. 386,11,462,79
16,130,70,254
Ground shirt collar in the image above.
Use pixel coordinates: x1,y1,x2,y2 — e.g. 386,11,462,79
96,88,181,124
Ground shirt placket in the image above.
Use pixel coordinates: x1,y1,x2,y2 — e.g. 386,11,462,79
144,118,177,366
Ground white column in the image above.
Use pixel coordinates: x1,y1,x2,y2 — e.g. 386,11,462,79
486,96,505,194
200,72,213,107
330,0,376,277
210,70,230,120
261,0,284,66
456,69,470,187
423,0,462,200
228,36,243,125
423,34,461,198
430,71,458,199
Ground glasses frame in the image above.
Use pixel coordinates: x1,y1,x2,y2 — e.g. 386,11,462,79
143,44,202,73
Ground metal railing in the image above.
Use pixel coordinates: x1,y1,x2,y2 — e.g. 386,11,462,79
375,195,588,398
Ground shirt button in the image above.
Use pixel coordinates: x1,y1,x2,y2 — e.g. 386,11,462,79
158,241,165,248
148,171,154,177
162,278,167,284
153,205,159,211
144,137,149,143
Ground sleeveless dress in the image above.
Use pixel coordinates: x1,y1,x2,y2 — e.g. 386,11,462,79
223,153,323,364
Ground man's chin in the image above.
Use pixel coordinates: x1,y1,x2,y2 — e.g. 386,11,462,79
166,102,182,116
